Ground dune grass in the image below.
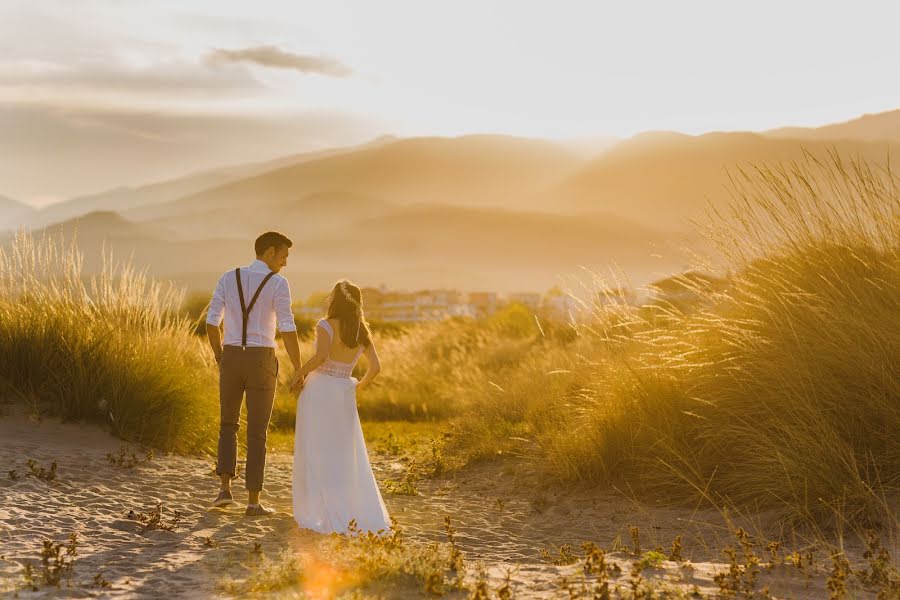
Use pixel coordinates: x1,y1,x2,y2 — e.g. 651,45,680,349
429,155,899,531
0,233,219,453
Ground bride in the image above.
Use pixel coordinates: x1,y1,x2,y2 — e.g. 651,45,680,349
290,280,391,534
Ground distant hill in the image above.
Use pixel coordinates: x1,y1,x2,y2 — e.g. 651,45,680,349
33,210,166,240
547,132,897,228
9,204,695,296
767,108,900,143
0,195,35,231
126,135,585,228
26,136,399,229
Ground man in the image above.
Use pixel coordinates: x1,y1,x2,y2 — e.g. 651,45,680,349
206,231,303,516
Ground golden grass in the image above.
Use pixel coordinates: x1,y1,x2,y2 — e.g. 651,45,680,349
220,519,467,597
363,154,899,533
0,232,218,452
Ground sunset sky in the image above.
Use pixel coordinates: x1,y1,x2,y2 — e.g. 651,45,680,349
2,0,899,205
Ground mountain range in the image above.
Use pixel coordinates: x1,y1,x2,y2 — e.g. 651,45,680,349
5,108,898,296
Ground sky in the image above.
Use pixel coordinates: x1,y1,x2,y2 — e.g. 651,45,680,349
2,0,900,205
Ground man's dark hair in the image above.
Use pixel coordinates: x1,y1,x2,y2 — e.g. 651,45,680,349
255,231,293,257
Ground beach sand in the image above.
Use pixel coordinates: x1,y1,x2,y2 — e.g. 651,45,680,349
0,410,879,598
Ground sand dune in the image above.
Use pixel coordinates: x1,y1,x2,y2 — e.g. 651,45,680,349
0,410,866,598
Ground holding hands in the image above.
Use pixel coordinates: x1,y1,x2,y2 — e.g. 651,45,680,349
290,370,305,393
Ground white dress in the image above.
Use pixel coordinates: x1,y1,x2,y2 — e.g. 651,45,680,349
292,319,391,534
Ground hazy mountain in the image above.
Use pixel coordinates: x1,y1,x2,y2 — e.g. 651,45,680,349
0,195,35,231
14,203,693,296
767,108,900,142
125,135,586,228
26,136,399,229
290,204,696,290
547,132,897,228
30,210,175,244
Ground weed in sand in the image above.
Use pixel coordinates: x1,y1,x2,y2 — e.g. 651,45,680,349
25,459,56,482
106,444,153,468
127,502,181,533
23,533,79,589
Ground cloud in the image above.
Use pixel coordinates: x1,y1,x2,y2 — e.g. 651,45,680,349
0,59,263,96
0,103,382,202
206,45,352,77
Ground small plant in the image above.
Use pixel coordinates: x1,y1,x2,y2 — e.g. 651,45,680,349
429,438,446,475
629,526,641,555
384,468,419,496
26,533,79,588
668,534,683,562
384,431,402,455
826,552,851,600
22,562,36,591
107,445,153,468
854,530,900,598
107,445,138,468
203,536,218,548
540,543,579,566
637,550,666,571
496,567,515,600
25,459,57,482
7,469,17,481
735,528,761,591
443,516,465,574
126,502,180,533
713,533,764,599
765,541,783,566
91,572,112,588
582,542,612,599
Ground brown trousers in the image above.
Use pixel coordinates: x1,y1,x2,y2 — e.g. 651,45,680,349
216,345,278,491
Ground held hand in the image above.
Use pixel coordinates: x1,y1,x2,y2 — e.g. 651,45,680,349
290,371,305,393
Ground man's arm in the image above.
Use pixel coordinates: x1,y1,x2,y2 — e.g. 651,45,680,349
273,277,302,372
281,331,302,370
207,324,223,363
206,274,226,363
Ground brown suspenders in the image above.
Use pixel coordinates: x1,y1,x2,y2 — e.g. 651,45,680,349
234,268,276,349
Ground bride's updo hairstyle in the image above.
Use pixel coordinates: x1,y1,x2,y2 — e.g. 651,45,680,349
325,280,372,348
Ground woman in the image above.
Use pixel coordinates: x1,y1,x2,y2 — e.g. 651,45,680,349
290,280,390,534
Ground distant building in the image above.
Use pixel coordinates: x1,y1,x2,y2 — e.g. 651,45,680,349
363,289,479,322
467,292,498,316
544,294,582,319
509,292,541,310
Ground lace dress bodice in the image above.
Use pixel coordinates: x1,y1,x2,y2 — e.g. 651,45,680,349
313,319,364,379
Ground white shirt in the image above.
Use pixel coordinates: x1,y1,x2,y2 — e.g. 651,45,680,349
206,260,296,348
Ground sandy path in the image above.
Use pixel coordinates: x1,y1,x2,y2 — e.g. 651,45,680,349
0,413,877,598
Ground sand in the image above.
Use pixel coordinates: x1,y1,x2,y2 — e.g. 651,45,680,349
0,410,883,599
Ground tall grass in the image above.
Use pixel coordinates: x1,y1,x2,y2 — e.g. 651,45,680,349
0,233,218,452
421,155,898,530
583,155,897,528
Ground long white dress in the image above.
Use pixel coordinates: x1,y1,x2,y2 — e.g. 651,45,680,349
292,319,391,534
